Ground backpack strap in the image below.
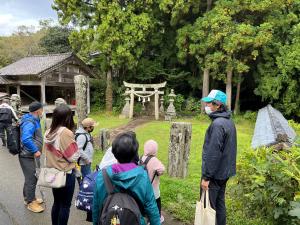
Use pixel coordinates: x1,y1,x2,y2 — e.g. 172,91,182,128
102,169,114,194
142,155,154,167
75,133,89,151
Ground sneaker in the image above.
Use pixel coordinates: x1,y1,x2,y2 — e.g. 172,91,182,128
27,201,44,213
24,198,44,205
160,215,165,223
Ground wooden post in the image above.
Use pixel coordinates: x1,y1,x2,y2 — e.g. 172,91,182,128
74,75,88,127
129,88,134,119
154,89,159,120
40,77,46,105
99,128,110,151
17,85,21,97
168,122,192,178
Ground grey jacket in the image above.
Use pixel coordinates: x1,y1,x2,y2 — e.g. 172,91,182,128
75,127,94,165
202,110,237,181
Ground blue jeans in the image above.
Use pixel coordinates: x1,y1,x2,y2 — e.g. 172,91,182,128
81,163,91,179
51,172,75,225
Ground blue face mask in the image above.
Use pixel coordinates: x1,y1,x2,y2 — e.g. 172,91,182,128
205,106,213,115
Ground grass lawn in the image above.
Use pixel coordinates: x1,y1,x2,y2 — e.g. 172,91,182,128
88,112,130,136
92,115,300,225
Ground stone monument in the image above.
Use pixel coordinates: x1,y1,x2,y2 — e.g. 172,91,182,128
168,122,192,178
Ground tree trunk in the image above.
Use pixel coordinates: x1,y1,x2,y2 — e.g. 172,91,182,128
168,122,192,178
226,67,233,111
234,73,242,115
201,68,210,113
207,0,213,11
74,75,88,127
105,69,113,112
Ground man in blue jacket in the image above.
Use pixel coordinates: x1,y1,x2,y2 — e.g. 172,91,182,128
200,90,237,225
19,101,44,213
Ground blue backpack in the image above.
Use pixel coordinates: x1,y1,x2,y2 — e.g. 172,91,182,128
75,170,99,212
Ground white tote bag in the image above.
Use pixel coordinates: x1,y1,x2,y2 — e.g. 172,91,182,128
37,167,66,188
37,155,67,188
194,190,216,225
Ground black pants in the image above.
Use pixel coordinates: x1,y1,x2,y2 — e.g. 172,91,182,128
156,197,161,216
51,172,75,225
0,122,11,146
19,156,37,203
201,179,228,225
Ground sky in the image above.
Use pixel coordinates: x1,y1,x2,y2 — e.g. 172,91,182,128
0,0,58,36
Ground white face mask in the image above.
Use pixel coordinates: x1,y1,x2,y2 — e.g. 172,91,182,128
205,106,213,115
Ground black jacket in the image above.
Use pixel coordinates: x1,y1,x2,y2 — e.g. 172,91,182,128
202,110,237,181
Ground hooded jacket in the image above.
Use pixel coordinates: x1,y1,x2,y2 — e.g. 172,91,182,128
93,164,161,225
20,113,43,157
202,110,237,181
44,127,79,172
141,140,165,199
75,127,94,165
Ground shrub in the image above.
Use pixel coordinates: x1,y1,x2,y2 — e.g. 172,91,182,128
242,110,258,122
185,96,201,114
232,146,300,225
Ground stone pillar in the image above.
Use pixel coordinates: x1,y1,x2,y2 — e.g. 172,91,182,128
129,88,134,119
168,122,192,178
99,128,110,151
74,75,88,127
154,89,159,120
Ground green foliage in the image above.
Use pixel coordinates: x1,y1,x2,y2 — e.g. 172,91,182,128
242,110,258,122
0,25,47,66
185,96,201,114
90,78,106,111
233,146,300,225
39,26,73,54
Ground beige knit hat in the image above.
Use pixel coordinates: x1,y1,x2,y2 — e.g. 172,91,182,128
82,118,98,128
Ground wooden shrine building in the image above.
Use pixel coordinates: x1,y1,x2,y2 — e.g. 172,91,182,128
0,53,94,113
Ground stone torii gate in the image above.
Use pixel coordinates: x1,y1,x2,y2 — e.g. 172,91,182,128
123,81,166,120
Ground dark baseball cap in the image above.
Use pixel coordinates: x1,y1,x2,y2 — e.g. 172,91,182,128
29,101,43,112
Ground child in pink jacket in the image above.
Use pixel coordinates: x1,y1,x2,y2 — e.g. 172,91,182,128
141,140,165,223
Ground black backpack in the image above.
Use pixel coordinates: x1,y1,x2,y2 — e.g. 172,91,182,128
139,156,158,184
99,169,141,225
75,133,91,163
0,107,13,123
75,133,89,151
7,119,35,155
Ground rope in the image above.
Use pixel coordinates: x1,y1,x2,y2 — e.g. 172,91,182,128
133,92,156,99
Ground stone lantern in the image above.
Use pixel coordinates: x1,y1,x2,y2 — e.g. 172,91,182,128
165,89,177,121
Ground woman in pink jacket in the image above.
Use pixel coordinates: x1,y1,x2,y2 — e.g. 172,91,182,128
141,140,165,223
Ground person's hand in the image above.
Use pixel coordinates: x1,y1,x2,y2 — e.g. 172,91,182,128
34,151,41,158
85,159,91,164
201,179,210,191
